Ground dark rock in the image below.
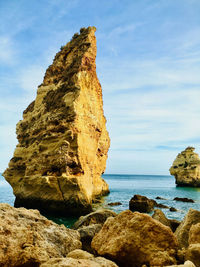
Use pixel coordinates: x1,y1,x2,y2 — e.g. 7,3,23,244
156,196,167,200
170,207,178,212
156,203,169,209
72,209,117,230
78,224,102,253
169,219,181,232
129,195,155,213
174,197,195,203
108,202,122,206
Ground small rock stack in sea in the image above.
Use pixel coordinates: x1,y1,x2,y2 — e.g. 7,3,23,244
170,147,200,187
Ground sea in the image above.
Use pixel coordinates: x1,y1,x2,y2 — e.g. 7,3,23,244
1,173,200,227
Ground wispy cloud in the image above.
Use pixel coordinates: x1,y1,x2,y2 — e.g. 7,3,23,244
1,0,200,175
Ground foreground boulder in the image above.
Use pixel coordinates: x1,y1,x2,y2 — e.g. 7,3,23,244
78,224,102,253
0,204,81,266
166,261,196,267
185,223,200,267
72,209,117,253
170,147,200,187
175,208,200,248
91,210,178,267
40,249,118,267
3,26,110,216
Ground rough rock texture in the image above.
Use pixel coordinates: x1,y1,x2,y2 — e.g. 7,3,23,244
152,209,180,232
72,209,117,229
185,223,200,267
78,224,102,253
3,26,110,216
170,147,200,187
0,203,81,267
166,261,196,267
129,194,155,213
186,244,200,267
152,209,171,228
175,208,200,248
91,210,178,267
40,249,118,267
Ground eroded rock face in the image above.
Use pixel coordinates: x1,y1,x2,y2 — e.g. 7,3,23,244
170,147,200,187
40,249,118,267
3,26,110,216
175,208,200,248
185,223,200,267
91,210,178,267
0,203,81,267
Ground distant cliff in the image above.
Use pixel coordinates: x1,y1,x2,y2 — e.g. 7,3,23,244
170,147,200,187
3,26,110,216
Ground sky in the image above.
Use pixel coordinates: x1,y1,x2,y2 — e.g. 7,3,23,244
0,0,200,175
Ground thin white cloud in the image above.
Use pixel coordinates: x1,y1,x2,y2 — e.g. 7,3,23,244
0,36,16,64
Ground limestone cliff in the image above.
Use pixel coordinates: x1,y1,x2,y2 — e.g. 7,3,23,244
3,26,110,215
170,147,200,187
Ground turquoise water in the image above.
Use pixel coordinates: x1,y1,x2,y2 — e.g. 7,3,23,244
103,174,200,221
1,174,200,225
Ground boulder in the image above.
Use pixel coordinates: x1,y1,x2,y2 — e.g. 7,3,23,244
188,222,200,244
78,224,102,253
165,260,196,267
152,209,171,228
3,26,110,216
170,207,178,212
175,208,200,248
185,244,200,267
40,249,118,267
156,196,167,200
185,223,200,267
72,209,117,229
152,209,180,232
156,203,169,208
0,203,81,267
107,202,122,206
170,147,200,187
174,197,194,203
129,194,155,213
91,210,178,267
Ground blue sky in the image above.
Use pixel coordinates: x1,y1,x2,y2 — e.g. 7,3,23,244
1,0,200,174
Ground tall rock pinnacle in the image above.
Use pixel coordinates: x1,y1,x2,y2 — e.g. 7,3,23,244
3,27,110,216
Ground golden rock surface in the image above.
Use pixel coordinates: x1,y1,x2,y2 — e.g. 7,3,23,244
92,210,178,267
3,26,110,215
170,147,200,187
0,203,81,267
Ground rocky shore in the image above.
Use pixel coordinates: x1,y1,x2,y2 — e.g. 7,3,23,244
0,203,199,266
